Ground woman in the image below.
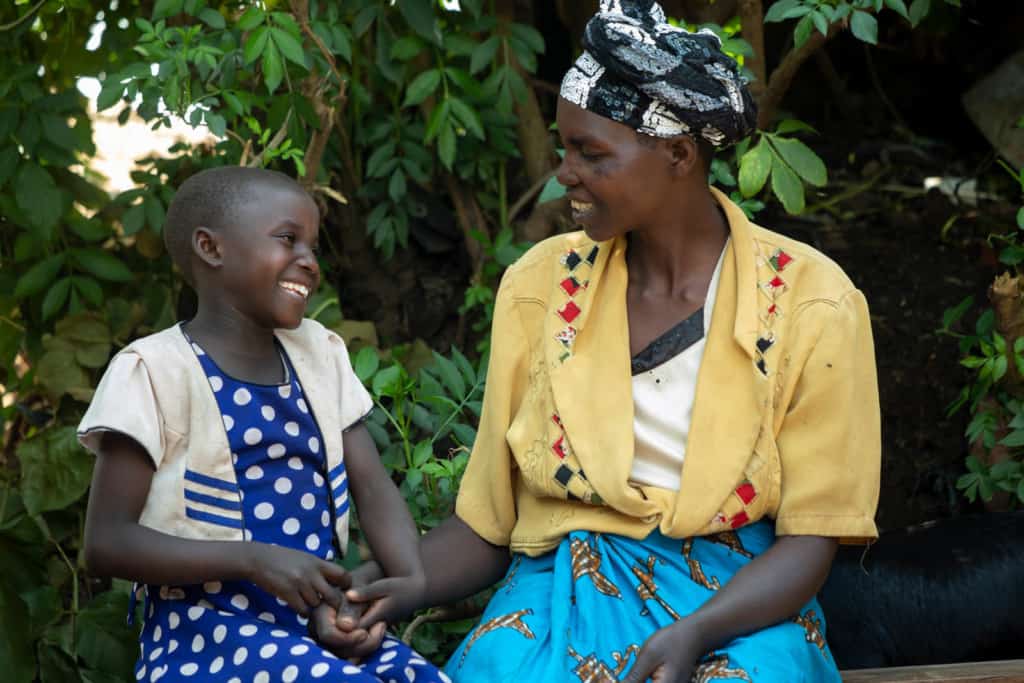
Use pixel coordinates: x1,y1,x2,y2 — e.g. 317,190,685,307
320,2,880,681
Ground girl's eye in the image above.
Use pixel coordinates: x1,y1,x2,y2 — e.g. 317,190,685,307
580,149,603,161
278,233,296,245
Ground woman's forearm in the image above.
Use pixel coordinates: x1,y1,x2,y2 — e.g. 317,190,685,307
417,515,512,608
685,534,838,652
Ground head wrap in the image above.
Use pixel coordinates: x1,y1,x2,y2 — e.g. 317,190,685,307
560,0,757,147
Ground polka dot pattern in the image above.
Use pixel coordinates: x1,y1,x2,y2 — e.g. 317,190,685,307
129,337,444,682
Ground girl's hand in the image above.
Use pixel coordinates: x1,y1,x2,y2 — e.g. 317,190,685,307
244,542,350,616
622,620,705,683
349,572,427,629
309,596,387,662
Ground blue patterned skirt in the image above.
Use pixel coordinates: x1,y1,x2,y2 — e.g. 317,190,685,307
445,522,841,682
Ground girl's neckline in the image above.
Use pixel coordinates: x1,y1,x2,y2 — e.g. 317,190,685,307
177,322,291,387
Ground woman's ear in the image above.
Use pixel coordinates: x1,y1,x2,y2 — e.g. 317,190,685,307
192,226,222,268
667,135,701,177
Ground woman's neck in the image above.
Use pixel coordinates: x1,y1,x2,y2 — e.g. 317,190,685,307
627,187,729,299
184,305,284,384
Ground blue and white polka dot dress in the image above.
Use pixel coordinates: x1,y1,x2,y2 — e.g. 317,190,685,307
132,340,449,683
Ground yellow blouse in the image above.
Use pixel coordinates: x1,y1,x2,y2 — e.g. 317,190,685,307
455,188,881,556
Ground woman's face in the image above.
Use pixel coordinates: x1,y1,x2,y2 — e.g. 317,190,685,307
555,98,677,242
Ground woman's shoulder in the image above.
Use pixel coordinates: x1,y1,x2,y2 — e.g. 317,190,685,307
502,230,596,289
747,222,858,301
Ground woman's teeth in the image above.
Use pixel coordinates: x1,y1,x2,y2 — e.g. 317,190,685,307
280,282,309,298
570,200,593,213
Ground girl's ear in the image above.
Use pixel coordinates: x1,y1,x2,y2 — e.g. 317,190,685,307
192,226,222,268
667,135,700,177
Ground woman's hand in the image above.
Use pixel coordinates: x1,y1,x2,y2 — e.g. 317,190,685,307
349,572,427,629
623,620,705,683
243,542,350,616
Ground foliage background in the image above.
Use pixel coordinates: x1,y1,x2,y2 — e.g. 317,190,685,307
1,0,1022,679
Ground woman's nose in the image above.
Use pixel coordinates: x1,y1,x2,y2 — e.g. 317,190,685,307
555,154,578,189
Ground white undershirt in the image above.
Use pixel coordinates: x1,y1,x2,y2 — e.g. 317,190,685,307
628,241,728,492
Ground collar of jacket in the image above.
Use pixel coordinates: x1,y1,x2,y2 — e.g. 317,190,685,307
545,187,768,538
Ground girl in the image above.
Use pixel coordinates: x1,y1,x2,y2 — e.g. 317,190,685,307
80,166,449,683
334,2,881,682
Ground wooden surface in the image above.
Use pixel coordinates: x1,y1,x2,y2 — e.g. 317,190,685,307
842,661,1024,683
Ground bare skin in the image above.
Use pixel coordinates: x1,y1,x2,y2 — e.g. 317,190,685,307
313,101,841,681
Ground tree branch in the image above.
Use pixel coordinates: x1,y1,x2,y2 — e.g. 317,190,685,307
757,23,842,129
737,0,766,100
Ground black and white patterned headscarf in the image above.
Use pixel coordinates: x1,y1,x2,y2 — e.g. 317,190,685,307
560,0,756,147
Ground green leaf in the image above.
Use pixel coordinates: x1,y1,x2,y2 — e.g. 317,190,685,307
764,0,801,23
470,35,500,75
438,123,456,169
353,347,380,383
271,27,307,68
71,248,135,283
538,174,567,203
1016,207,1023,230
941,295,973,329
424,98,450,142
451,422,476,447
403,69,441,108
508,23,545,55
372,364,403,397
14,253,65,298
75,591,138,676
390,36,422,61
884,0,911,19
16,163,62,235
774,119,818,136
244,26,270,65
152,0,184,20
397,0,440,45
198,7,226,29
0,583,34,683
262,42,284,93
42,277,71,320
770,152,806,214
769,136,827,186
909,0,930,26
739,138,771,197
144,197,165,232
793,13,814,48
448,97,484,140
432,351,466,397
40,115,78,152
18,426,94,516
72,276,104,307
850,10,879,44
413,440,434,467
122,203,145,235
0,147,18,189
388,168,407,203
810,9,829,36
237,6,265,30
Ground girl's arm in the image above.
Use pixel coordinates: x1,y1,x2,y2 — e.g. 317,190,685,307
623,534,838,683
84,431,348,615
341,424,423,581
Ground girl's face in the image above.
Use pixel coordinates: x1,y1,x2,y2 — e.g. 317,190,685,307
213,185,321,330
555,99,678,242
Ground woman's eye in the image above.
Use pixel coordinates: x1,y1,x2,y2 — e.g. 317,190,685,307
580,149,602,161
278,234,296,244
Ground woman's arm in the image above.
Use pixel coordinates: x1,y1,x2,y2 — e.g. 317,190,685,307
623,534,838,683
348,514,511,628
84,431,348,615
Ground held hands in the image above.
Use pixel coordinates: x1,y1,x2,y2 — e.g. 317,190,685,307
622,620,706,683
244,542,350,616
309,586,388,661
